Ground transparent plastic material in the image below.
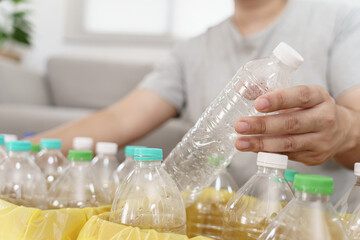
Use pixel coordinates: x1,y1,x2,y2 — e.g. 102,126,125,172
36,149,69,190
164,44,303,206
186,168,238,239
348,204,360,240
259,191,350,239
335,175,360,223
222,167,294,240
110,152,186,234
0,147,47,209
48,153,110,209
92,143,119,195
0,145,6,163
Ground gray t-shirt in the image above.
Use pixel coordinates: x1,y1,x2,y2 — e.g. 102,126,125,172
139,0,360,202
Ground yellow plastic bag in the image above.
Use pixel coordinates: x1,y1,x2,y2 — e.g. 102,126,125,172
0,199,110,240
77,212,213,240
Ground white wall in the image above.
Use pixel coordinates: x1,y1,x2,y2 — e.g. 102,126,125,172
21,0,170,73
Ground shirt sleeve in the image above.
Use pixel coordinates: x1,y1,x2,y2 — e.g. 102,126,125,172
137,44,186,113
328,4,360,99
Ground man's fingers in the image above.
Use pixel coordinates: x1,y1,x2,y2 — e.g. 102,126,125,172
235,133,317,153
235,104,330,135
254,85,330,113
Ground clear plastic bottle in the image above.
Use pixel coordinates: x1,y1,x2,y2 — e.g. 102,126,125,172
91,142,119,195
348,204,360,240
163,42,304,206
0,135,6,162
36,139,69,190
335,162,360,223
110,148,186,234
0,141,47,209
186,165,238,239
284,169,298,189
48,150,110,209
222,152,294,240
111,146,146,199
259,174,350,240
72,137,94,150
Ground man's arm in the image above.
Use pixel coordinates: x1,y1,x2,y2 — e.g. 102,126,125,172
28,89,177,153
234,85,360,169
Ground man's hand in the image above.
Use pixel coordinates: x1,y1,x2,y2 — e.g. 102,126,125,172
234,85,358,166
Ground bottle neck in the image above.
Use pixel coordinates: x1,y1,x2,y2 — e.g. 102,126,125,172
8,151,31,159
295,191,331,203
70,161,90,168
96,152,116,158
355,176,360,185
257,165,285,178
42,148,61,154
136,160,162,168
270,54,295,73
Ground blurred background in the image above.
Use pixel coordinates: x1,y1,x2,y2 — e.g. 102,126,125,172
0,0,233,155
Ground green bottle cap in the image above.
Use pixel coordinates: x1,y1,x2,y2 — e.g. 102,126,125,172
6,141,31,152
294,174,333,195
285,169,299,182
41,139,62,150
68,150,93,162
134,148,162,161
31,144,41,153
0,135,4,145
125,146,147,157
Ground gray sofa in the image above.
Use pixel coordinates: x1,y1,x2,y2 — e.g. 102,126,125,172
0,56,190,156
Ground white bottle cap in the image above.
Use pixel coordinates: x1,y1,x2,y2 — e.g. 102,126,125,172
355,163,360,177
72,137,94,150
257,152,288,169
2,134,18,143
96,142,118,155
273,42,304,70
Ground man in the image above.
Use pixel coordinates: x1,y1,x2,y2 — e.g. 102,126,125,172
30,0,360,201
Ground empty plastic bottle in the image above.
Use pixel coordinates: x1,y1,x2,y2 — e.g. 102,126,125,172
259,174,350,240
110,148,186,234
36,139,69,190
0,141,47,209
0,135,6,162
73,137,94,150
48,150,110,209
163,42,304,206
92,142,119,195
222,152,294,240
30,143,41,159
284,169,298,189
348,204,360,240
111,146,147,199
335,162,360,223
186,165,238,239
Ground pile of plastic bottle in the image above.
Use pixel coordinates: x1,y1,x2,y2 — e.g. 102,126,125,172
0,42,359,239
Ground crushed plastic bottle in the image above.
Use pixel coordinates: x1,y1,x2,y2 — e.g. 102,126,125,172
91,142,119,195
48,150,110,209
0,141,47,209
36,139,69,190
335,162,360,223
163,42,304,206
284,169,298,189
348,204,360,240
73,137,94,150
111,146,146,199
0,135,6,162
222,152,294,240
259,174,350,240
110,148,186,234
186,165,238,239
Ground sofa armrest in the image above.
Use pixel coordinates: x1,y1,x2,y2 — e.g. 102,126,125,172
0,57,50,105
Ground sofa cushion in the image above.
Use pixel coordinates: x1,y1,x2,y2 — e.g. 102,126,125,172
47,56,153,109
0,57,50,105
